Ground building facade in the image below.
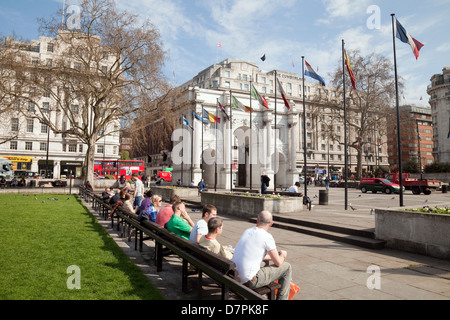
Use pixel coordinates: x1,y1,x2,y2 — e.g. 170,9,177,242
170,58,388,188
427,67,450,163
387,105,434,172
0,32,120,178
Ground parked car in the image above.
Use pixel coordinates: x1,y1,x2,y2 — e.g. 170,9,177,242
358,178,404,194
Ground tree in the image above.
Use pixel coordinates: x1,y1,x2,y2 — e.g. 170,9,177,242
0,0,168,182
328,50,401,179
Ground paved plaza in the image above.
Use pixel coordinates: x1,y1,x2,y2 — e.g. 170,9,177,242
89,185,450,300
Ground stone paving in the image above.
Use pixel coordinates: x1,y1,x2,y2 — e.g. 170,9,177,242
90,185,450,300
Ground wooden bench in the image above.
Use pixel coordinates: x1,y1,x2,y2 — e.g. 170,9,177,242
79,186,281,300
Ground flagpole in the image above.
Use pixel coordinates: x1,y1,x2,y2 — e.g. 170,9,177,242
274,70,277,193
230,90,233,192
215,102,218,192
201,106,204,184
249,78,253,191
181,114,184,186
391,13,404,207
342,40,348,211
302,57,307,198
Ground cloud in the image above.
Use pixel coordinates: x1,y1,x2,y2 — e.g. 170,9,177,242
318,0,371,24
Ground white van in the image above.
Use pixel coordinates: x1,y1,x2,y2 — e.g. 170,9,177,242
0,158,13,179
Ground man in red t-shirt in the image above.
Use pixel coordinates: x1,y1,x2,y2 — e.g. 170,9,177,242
155,194,180,227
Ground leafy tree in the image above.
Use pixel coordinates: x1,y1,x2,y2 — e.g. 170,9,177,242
0,0,168,182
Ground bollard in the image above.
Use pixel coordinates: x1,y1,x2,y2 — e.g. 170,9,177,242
442,185,448,194
319,189,328,205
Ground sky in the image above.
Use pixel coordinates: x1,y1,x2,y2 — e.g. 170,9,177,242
0,0,449,107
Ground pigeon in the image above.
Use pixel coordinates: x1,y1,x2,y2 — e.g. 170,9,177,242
42,200,45,203
358,194,361,197
391,197,395,199
349,203,357,210
370,209,374,215
424,199,428,203
35,197,37,200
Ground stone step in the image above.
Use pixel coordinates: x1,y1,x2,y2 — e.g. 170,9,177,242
249,217,385,250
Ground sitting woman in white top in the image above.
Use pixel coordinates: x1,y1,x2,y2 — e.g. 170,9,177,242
232,210,292,300
198,217,233,260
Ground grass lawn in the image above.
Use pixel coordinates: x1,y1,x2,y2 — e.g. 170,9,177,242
0,193,164,300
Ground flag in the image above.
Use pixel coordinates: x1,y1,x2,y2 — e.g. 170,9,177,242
183,116,193,130
377,135,381,146
231,95,248,112
261,54,266,61
251,84,269,108
217,42,222,48
194,112,208,124
203,109,219,123
276,78,290,111
344,50,356,90
305,61,325,86
395,18,424,60
217,101,229,121
208,111,220,124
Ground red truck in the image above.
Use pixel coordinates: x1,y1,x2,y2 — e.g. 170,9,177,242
387,172,441,195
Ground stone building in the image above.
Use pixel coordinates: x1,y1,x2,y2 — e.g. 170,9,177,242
169,58,388,189
427,67,450,163
0,32,120,178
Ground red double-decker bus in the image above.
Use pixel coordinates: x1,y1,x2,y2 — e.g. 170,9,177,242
94,159,145,180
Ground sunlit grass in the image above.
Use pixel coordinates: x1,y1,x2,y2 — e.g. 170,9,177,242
0,194,164,300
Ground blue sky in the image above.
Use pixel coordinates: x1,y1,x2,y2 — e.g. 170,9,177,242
1,0,449,107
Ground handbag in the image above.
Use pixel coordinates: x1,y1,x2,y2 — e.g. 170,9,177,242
275,281,300,300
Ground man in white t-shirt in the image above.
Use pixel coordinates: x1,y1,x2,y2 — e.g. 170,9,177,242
189,204,217,243
132,172,144,208
232,210,292,300
288,181,301,193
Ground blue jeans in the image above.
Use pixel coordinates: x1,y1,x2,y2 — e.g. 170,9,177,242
261,184,267,194
133,195,142,208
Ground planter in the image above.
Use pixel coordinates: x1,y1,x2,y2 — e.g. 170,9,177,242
152,186,199,201
201,192,303,219
375,209,450,260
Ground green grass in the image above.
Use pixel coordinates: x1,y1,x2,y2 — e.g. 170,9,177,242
0,194,164,300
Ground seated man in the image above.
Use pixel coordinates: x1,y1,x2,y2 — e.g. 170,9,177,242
199,217,233,260
155,194,180,228
288,182,301,193
189,204,217,244
166,202,195,240
232,210,292,300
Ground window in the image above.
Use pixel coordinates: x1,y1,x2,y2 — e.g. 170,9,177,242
10,141,17,150
79,145,83,153
41,123,48,134
25,142,33,151
261,76,266,83
28,102,36,112
40,142,47,151
43,102,49,113
27,119,34,133
11,118,19,131
68,144,77,152
71,105,79,114
47,43,54,52
225,81,230,88
225,71,230,77
97,145,104,154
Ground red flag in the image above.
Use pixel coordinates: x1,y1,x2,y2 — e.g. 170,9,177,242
344,49,356,90
276,78,290,111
